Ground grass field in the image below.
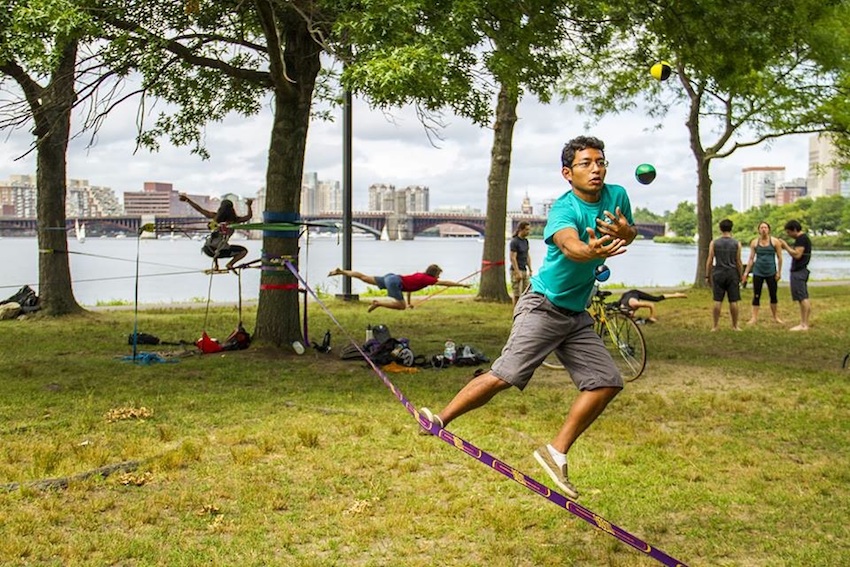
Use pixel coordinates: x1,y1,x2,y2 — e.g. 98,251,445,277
1,285,849,566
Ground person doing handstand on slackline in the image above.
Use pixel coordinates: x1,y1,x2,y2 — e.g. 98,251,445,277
328,264,471,312
618,289,687,323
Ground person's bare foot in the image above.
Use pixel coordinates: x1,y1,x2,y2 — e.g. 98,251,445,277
773,318,784,324
790,324,809,331
732,326,743,331
711,327,719,332
328,267,342,276
746,318,757,325
367,300,379,313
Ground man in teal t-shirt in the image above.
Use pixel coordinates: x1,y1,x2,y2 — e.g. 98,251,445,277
419,136,637,499
532,179,634,312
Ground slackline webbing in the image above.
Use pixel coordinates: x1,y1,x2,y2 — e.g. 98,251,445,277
283,260,688,567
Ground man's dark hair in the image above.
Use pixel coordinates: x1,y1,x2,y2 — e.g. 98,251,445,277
561,136,605,168
784,219,802,232
719,219,733,232
513,221,531,237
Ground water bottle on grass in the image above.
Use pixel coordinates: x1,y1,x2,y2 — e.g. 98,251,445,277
444,340,456,362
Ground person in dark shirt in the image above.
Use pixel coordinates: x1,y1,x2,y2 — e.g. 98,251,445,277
705,218,743,331
328,264,470,312
781,219,812,331
509,221,533,305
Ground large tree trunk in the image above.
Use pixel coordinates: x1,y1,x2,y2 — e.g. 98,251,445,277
35,40,83,316
684,83,712,288
253,7,321,346
477,84,516,303
695,156,713,286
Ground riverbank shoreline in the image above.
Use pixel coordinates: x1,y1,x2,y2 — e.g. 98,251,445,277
85,279,848,311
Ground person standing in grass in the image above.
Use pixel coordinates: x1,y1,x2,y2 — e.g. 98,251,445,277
509,221,533,305
741,221,784,325
705,218,743,331
328,265,470,312
419,135,636,499
781,219,812,331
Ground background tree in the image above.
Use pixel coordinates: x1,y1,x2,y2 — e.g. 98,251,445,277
0,0,96,315
94,0,528,342
340,1,601,302
808,194,845,235
712,203,736,223
666,201,697,238
632,206,664,225
93,1,337,346
562,0,850,286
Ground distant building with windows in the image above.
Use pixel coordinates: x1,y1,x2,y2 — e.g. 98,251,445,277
808,133,849,199
520,192,533,215
301,172,341,215
403,185,430,213
0,175,36,217
123,181,218,216
124,182,177,216
0,175,122,218
775,178,807,207
368,183,430,214
67,179,122,217
740,167,785,211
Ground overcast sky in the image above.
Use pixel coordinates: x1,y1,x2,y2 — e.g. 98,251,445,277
0,90,810,216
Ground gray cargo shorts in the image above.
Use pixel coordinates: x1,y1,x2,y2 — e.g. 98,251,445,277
490,292,624,391
790,268,810,301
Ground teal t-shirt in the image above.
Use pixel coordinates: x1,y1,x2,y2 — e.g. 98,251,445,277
530,184,634,312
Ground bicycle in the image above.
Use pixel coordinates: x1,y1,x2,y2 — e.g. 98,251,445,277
542,288,647,381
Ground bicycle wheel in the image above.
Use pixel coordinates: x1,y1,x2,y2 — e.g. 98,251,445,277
542,352,564,370
601,311,647,381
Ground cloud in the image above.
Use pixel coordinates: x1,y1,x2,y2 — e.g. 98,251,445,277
1,85,810,216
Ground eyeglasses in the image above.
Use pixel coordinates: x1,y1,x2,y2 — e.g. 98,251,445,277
570,159,609,169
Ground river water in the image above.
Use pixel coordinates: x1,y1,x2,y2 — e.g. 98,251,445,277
2,235,848,306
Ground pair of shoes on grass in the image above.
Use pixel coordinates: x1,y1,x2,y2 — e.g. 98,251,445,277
418,407,579,499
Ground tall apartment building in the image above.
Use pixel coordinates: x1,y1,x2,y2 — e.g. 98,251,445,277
300,172,341,215
0,175,121,217
317,180,341,213
368,183,430,213
300,172,319,215
67,179,122,217
368,183,396,212
0,175,36,217
740,166,785,211
807,133,849,199
403,185,430,212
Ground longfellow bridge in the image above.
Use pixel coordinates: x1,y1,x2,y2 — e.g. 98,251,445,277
0,212,664,240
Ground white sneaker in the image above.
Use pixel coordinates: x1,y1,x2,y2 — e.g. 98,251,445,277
418,407,443,436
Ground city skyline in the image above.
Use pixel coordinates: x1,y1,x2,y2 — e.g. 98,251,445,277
0,94,816,217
